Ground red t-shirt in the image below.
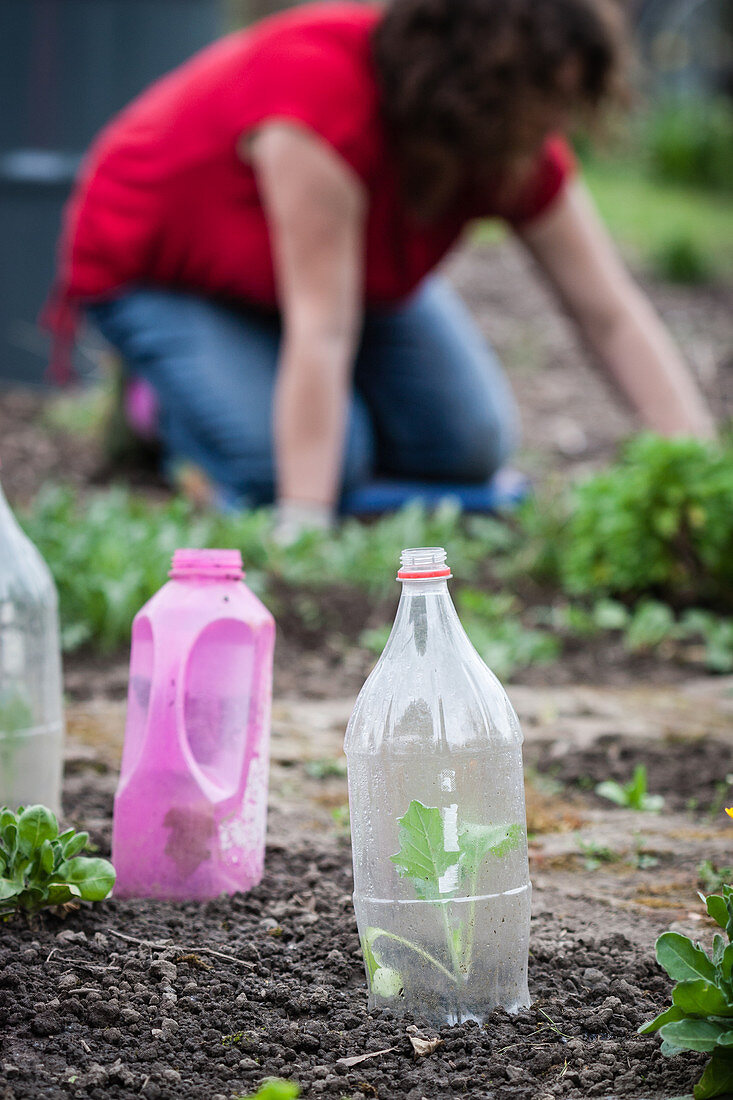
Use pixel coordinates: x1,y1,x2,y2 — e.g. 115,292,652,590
52,1,574,321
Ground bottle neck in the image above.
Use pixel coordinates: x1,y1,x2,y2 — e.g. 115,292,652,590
389,575,466,659
169,548,244,581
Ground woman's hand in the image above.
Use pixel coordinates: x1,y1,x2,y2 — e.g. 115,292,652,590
246,122,367,516
518,179,716,440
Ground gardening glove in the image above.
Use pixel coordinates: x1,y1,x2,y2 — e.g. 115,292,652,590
272,498,335,547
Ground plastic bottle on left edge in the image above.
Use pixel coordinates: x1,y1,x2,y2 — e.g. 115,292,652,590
0,477,64,813
112,549,275,899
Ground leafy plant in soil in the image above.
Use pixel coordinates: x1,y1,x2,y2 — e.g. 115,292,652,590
0,804,115,914
596,764,665,812
362,800,521,997
553,433,733,611
639,885,733,1098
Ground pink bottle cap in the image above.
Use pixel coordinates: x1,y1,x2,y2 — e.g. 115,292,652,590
169,549,244,580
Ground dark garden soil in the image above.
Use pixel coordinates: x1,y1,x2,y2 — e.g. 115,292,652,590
0,829,708,1100
526,732,733,814
1,239,732,1099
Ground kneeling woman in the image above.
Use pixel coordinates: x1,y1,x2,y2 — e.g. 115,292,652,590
48,0,714,535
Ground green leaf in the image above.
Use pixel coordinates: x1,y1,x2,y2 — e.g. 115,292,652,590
661,1019,728,1053
17,805,58,853
660,1037,688,1057
371,966,403,999
595,780,627,807
40,839,54,875
457,822,523,877
694,1051,733,1099
0,808,16,832
718,1033,733,1047
673,981,733,1018
240,1080,300,1100
707,895,731,931
363,927,388,970
56,857,115,901
361,933,380,982
61,832,89,859
638,1004,687,1034
0,877,22,901
389,801,459,899
1,821,18,854
722,946,733,984
45,883,82,907
657,932,716,983
714,936,726,967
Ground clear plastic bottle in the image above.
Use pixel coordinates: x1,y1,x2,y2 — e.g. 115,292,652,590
345,547,531,1025
0,478,64,813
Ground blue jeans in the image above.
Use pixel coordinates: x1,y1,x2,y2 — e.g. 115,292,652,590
89,277,519,507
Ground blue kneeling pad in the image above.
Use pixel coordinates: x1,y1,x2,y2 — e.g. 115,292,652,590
340,467,530,516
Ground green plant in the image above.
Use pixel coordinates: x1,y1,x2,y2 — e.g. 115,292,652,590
359,624,392,655
0,805,115,914
331,804,350,833
654,236,713,285
556,435,733,611
596,765,664,813
623,600,677,652
699,862,733,897
362,799,522,997
304,757,347,780
235,1081,299,1100
574,835,620,871
639,886,733,1099
456,588,560,680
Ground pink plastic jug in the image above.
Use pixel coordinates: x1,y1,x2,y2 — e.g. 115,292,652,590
112,549,275,899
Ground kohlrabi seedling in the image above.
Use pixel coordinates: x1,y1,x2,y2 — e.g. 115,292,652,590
639,884,733,1099
596,764,664,812
362,799,522,997
0,804,115,915
236,1080,299,1100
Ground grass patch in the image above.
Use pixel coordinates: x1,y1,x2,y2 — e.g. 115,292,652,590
582,156,733,281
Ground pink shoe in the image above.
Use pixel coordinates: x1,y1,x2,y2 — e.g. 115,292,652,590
124,377,159,441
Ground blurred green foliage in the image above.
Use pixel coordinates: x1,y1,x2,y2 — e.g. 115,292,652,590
644,97,733,196
652,235,713,285
18,434,733,678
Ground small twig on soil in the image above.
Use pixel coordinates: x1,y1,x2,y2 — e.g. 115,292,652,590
45,948,58,964
80,1040,92,1054
51,957,121,974
106,928,256,970
337,1046,399,1067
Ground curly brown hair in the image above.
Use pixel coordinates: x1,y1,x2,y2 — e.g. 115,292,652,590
373,0,630,217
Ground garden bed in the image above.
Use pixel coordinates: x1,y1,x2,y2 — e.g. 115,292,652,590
0,832,708,1100
1,236,732,1099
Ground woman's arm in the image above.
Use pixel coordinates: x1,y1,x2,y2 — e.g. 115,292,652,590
517,179,715,439
246,122,367,517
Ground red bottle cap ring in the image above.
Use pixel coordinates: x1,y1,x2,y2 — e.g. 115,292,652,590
397,568,452,579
